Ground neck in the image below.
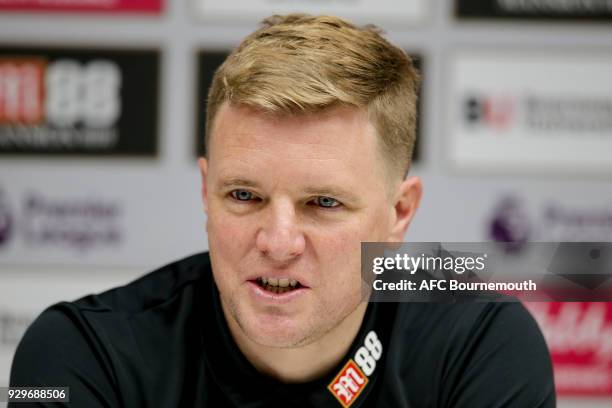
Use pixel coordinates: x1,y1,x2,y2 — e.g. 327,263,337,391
223,302,369,383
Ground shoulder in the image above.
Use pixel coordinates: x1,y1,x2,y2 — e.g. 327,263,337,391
390,302,555,407
71,251,212,315
10,252,213,404
17,251,213,355
392,301,552,368
393,301,545,344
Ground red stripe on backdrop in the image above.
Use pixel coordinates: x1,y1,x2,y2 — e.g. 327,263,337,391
525,302,612,397
0,0,162,13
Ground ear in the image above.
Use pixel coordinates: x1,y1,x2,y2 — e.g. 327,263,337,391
198,157,209,214
388,176,422,242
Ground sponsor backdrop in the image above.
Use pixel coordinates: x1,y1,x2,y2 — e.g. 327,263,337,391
0,2,611,407
0,0,163,13
0,46,159,156
526,302,612,397
194,50,228,157
190,0,429,26
448,50,612,174
455,0,612,21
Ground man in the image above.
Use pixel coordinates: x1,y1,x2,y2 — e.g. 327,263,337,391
10,14,555,407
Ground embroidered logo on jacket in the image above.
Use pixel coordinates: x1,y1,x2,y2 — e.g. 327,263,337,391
328,359,368,407
328,330,383,407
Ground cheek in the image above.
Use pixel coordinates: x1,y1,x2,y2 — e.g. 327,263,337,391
207,207,252,267
321,209,390,250
314,210,391,284
313,224,367,286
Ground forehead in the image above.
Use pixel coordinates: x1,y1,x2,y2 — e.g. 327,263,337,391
209,103,378,161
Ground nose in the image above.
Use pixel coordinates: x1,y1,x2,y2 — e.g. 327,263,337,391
255,199,306,263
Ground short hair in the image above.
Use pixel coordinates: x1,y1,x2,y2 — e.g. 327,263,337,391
205,13,420,180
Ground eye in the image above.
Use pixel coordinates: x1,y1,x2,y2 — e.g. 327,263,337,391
313,196,341,208
230,189,255,202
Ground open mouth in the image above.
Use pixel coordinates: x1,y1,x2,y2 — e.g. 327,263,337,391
255,277,305,294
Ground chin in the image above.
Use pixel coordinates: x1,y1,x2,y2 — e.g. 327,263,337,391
240,308,315,348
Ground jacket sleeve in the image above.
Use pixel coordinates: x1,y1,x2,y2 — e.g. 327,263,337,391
9,306,120,408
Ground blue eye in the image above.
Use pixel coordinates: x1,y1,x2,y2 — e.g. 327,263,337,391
230,189,254,201
314,196,340,208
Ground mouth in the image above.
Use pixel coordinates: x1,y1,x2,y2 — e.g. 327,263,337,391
252,277,306,294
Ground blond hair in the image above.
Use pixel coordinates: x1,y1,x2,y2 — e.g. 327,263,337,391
206,13,420,180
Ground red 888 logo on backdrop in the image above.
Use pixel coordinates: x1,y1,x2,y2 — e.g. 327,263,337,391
0,58,121,128
0,47,159,156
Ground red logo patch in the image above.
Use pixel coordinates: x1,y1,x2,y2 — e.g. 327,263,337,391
328,359,368,407
0,59,45,125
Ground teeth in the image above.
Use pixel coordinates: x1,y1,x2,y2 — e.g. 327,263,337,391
257,277,300,288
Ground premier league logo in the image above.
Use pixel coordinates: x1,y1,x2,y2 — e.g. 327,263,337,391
489,196,530,254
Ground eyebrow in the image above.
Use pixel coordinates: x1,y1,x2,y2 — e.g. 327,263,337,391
217,177,361,203
302,186,360,202
217,178,261,190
